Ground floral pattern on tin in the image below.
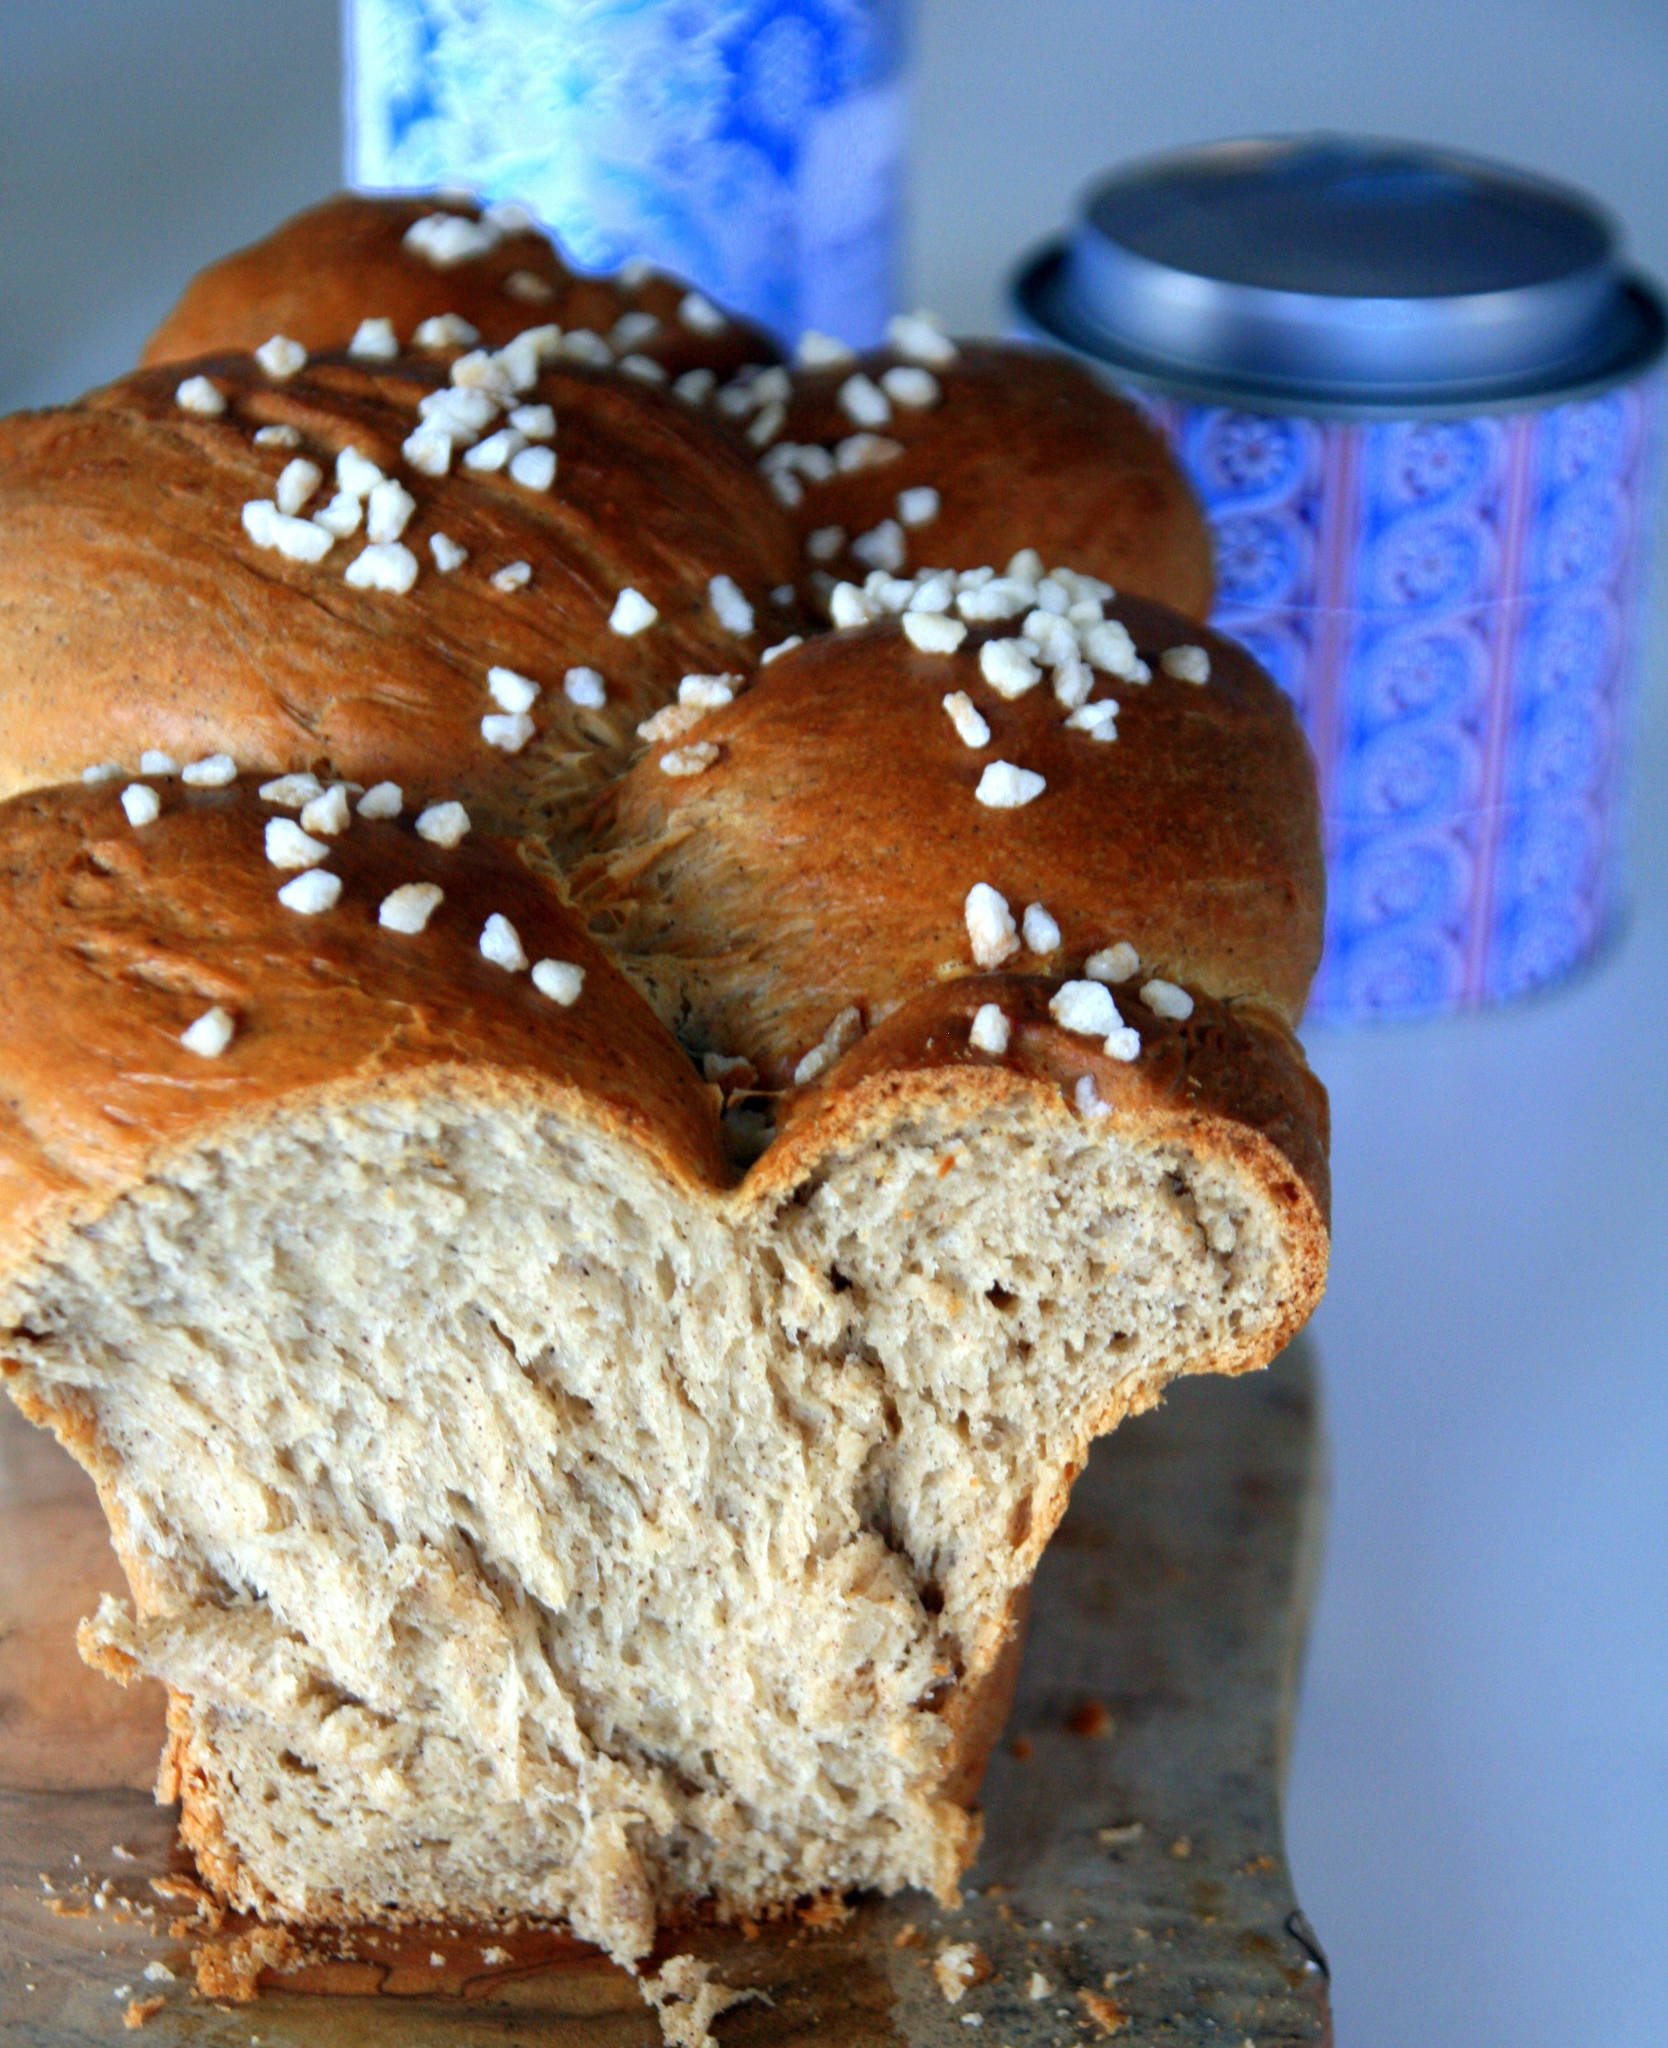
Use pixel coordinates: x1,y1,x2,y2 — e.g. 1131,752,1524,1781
347,0,906,344
1147,379,1664,1022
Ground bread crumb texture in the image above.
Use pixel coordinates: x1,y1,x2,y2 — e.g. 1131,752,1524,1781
641,1954,759,2048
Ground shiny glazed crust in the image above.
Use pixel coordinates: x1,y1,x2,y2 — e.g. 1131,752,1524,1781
0,194,1331,1942
572,597,1324,1079
0,352,801,826
778,342,1214,619
140,191,781,383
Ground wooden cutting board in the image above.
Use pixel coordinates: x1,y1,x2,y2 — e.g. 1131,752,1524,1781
0,1343,1332,2046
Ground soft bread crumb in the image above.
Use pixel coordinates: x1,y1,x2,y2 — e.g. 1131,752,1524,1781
933,1943,991,2004
640,1953,758,2048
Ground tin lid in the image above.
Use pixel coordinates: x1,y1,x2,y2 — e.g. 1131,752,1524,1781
1017,136,1665,413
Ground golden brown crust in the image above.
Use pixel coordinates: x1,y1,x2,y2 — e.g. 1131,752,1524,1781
0,351,800,828
935,1587,1031,1809
0,779,727,1265
141,192,780,384
778,343,1213,618
571,597,1325,1078
761,974,1330,1235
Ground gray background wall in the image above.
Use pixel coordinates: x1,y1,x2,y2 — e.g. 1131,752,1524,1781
3,7,1665,2045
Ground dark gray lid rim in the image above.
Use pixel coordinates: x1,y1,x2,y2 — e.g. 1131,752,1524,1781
1012,240,1667,420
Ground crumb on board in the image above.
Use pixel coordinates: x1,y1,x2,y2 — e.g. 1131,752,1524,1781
1080,1987,1128,2035
932,1942,992,2004
192,1926,304,2003
799,1893,853,1931
640,1953,760,2048
123,1995,166,2029
1066,1699,1113,1738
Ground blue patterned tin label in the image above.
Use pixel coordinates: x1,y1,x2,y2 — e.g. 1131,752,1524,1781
1139,381,1665,1023
346,0,907,346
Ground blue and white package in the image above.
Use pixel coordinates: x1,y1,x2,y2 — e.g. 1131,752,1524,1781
1014,138,1666,1024
346,0,908,347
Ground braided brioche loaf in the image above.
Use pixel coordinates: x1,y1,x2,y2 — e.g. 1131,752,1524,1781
0,194,1327,1970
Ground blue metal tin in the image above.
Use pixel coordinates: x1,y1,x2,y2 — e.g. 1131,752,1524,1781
1012,137,1667,1024
345,0,909,348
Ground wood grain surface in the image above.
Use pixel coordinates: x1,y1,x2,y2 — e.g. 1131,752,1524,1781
0,1345,1332,2046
